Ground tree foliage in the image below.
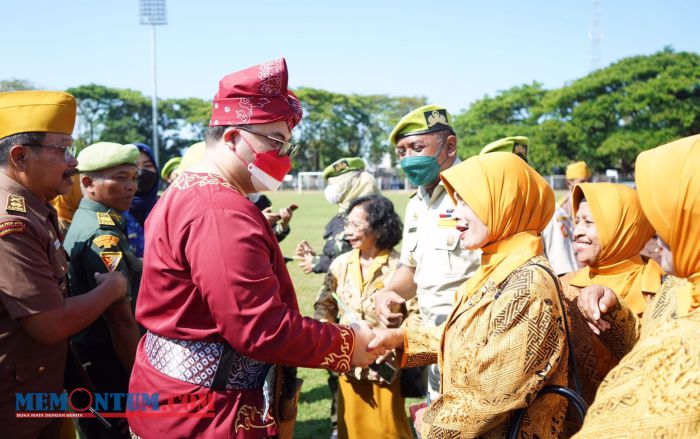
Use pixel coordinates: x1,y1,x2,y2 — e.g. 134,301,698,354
454,48,700,174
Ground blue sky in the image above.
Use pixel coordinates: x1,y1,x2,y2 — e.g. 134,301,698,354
3,0,698,112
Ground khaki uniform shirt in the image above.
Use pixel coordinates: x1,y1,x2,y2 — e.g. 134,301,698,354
0,173,68,436
400,175,480,326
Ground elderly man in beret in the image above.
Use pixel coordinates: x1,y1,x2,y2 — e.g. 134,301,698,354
374,105,480,400
63,142,143,438
0,91,127,438
127,59,381,439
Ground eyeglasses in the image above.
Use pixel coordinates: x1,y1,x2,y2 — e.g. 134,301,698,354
235,126,299,158
23,143,75,161
343,218,370,232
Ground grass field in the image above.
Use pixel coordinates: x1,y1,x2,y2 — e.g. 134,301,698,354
266,190,411,438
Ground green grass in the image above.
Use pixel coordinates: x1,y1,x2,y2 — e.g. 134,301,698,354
267,190,411,438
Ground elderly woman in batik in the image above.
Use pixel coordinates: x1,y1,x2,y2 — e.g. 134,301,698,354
314,194,419,439
573,135,700,438
371,152,569,438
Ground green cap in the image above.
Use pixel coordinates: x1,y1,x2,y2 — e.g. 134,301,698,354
389,104,454,145
323,157,365,180
77,142,139,172
161,156,182,180
480,136,529,156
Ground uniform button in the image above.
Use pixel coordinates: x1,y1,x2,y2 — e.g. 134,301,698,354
38,366,45,373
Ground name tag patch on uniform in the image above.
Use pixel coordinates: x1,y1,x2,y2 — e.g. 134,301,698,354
0,220,26,237
437,218,457,228
100,251,123,271
6,194,26,213
96,212,115,226
94,235,120,248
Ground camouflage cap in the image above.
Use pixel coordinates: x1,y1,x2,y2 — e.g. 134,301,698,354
389,104,454,145
323,157,365,180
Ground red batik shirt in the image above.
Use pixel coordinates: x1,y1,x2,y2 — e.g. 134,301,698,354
128,172,354,438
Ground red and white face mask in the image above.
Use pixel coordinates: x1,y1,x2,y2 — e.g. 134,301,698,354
233,134,291,192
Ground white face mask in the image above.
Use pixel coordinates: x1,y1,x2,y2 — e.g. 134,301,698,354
247,192,262,203
248,162,284,192
324,184,343,204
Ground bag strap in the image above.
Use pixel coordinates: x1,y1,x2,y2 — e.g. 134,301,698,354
506,262,588,439
532,262,582,395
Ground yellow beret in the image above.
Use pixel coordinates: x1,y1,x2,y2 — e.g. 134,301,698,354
389,104,454,145
566,161,592,180
179,142,206,172
77,142,139,172
0,90,76,140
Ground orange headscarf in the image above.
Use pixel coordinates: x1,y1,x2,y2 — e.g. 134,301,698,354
50,173,82,224
569,183,662,315
635,134,700,316
441,152,554,298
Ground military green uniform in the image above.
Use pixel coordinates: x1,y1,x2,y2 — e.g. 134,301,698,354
63,198,141,438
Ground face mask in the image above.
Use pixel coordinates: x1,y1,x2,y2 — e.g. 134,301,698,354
324,184,343,204
400,141,446,187
233,135,292,192
247,192,261,203
136,169,158,194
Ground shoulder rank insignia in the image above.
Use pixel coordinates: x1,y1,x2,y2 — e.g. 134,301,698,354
93,235,120,248
0,220,27,238
96,212,115,226
100,251,123,271
6,194,26,213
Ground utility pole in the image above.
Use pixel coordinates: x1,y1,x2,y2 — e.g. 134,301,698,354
139,0,167,167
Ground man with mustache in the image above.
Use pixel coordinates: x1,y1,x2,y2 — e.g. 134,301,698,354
63,142,143,438
0,91,127,438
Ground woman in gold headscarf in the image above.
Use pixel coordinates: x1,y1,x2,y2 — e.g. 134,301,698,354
371,151,569,438
574,135,700,438
559,183,664,404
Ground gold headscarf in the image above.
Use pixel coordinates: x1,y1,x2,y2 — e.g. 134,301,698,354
570,183,662,315
635,134,700,316
441,151,554,298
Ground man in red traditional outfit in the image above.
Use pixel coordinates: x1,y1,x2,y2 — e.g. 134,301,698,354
127,58,379,438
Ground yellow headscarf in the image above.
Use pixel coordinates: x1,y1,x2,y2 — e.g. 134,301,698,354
635,134,700,316
441,152,554,298
570,183,662,315
50,173,82,224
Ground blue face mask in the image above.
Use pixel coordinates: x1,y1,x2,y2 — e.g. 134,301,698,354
400,141,446,187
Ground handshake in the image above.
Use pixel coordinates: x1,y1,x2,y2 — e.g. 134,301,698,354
348,321,405,368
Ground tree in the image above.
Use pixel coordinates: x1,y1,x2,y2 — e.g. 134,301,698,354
0,78,36,92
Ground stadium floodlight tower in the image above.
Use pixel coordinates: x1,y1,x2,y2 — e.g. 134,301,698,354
139,0,167,167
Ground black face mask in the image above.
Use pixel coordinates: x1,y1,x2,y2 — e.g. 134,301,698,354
136,169,158,195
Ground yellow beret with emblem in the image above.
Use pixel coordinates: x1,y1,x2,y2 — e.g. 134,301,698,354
0,90,76,140
566,161,592,180
77,142,139,172
389,104,454,145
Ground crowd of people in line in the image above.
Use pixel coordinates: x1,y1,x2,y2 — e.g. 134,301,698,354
0,57,698,439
